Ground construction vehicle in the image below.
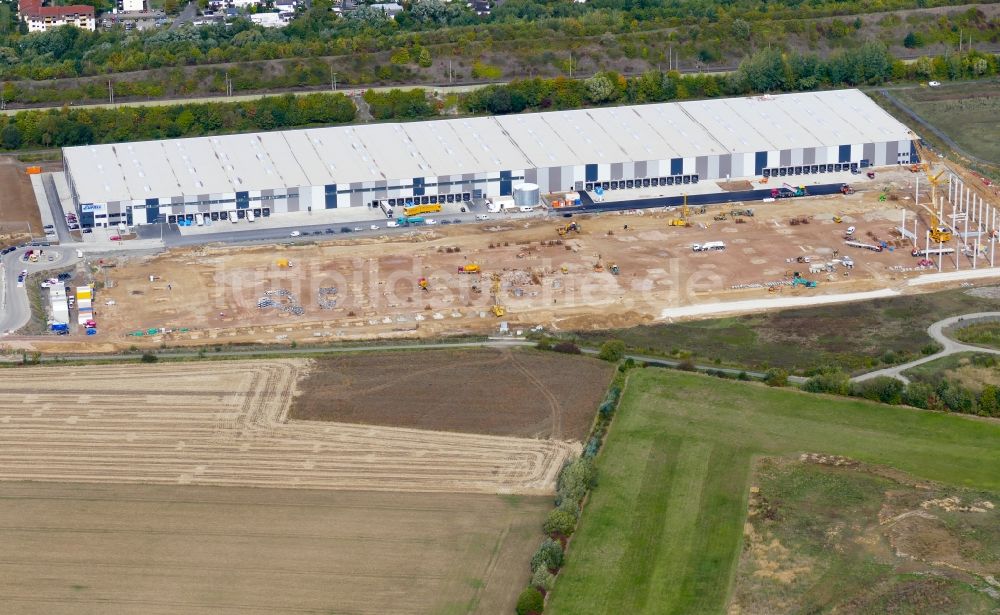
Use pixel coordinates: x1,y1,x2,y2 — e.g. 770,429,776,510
457,263,481,274
730,208,754,217
395,216,426,226
911,247,955,257
833,215,843,223
772,184,806,198
928,212,952,243
403,203,442,217
418,277,429,291
713,213,727,221
840,184,855,195
845,240,884,252
609,263,620,275
668,198,691,227
557,222,581,237
791,273,818,288
489,273,505,318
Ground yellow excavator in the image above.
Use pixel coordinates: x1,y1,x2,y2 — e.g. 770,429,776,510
557,222,581,237
490,273,505,317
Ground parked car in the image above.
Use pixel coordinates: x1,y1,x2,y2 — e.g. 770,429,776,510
340,227,352,233
370,224,380,231
109,235,121,241
82,228,93,234
289,230,301,237
928,80,941,87
43,224,55,230
324,228,335,234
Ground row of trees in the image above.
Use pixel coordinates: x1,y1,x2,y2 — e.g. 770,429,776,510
0,92,354,150
802,357,1000,418
516,340,632,614
0,0,989,82
363,88,436,120
462,47,1000,116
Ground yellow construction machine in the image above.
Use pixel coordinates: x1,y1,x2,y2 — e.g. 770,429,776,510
489,273,505,317
668,199,691,227
457,263,481,274
929,212,953,243
557,222,581,237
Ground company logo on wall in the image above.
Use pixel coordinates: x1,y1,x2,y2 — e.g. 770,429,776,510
81,204,103,212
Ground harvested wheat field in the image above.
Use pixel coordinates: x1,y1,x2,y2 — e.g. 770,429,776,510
290,348,614,441
0,481,548,615
0,359,577,494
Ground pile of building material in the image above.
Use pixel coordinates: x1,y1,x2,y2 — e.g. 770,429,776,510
318,287,338,309
257,289,304,315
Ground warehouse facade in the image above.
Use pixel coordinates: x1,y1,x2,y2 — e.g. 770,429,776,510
62,88,914,227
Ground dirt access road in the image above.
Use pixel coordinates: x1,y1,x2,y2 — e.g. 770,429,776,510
0,157,46,246
0,481,548,615
0,359,577,494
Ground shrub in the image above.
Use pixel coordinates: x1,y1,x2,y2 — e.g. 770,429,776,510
552,342,581,355
677,359,697,371
535,337,552,351
530,538,564,573
531,566,555,593
850,376,905,405
543,508,578,537
803,370,850,395
902,381,933,409
764,368,789,387
598,339,626,362
738,371,750,381
515,586,545,615
556,457,595,510
140,352,158,363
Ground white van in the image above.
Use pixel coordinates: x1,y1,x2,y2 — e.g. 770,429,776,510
195,213,204,226
246,211,255,222
475,214,491,221
230,212,238,223
692,241,726,252
387,220,399,228
519,206,535,213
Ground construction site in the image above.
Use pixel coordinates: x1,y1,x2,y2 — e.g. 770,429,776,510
0,155,971,350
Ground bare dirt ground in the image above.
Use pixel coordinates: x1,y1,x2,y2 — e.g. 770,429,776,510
39,168,957,353
0,359,578,494
290,347,613,441
729,456,1000,614
0,481,547,615
0,156,45,247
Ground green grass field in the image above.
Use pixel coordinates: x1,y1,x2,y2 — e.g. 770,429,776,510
894,80,1000,167
572,287,1000,375
546,369,1000,615
954,321,1000,350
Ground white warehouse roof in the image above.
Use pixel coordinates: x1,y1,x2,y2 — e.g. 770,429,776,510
64,89,912,204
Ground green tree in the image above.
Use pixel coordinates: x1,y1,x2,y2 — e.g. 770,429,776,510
417,47,432,68
903,32,922,49
585,74,617,104
598,339,626,362
0,124,21,149
515,586,544,615
140,352,158,363
530,566,555,592
732,18,751,41
851,376,905,405
543,508,577,537
530,538,564,572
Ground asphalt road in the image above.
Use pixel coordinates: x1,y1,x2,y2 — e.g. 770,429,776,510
41,174,73,244
572,182,848,213
0,245,82,335
852,312,1000,384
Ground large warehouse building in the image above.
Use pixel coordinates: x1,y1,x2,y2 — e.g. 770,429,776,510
62,88,914,227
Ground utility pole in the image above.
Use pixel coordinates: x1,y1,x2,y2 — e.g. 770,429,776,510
568,51,573,78
108,80,114,105
330,67,337,91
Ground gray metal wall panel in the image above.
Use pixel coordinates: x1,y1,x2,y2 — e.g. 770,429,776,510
611,163,623,180
780,150,791,166
718,154,732,179
549,167,560,192
884,141,896,165
524,169,537,185
287,195,299,211
803,148,816,165
863,143,875,164
695,156,708,178
635,161,647,178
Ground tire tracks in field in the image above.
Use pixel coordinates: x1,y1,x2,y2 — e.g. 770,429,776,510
509,350,564,441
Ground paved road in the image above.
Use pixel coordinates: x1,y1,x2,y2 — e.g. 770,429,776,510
171,1,196,29
41,174,73,243
853,312,1000,384
0,246,83,335
571,182,848,213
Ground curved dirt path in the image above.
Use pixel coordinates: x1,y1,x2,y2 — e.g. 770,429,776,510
852,312,1000,384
